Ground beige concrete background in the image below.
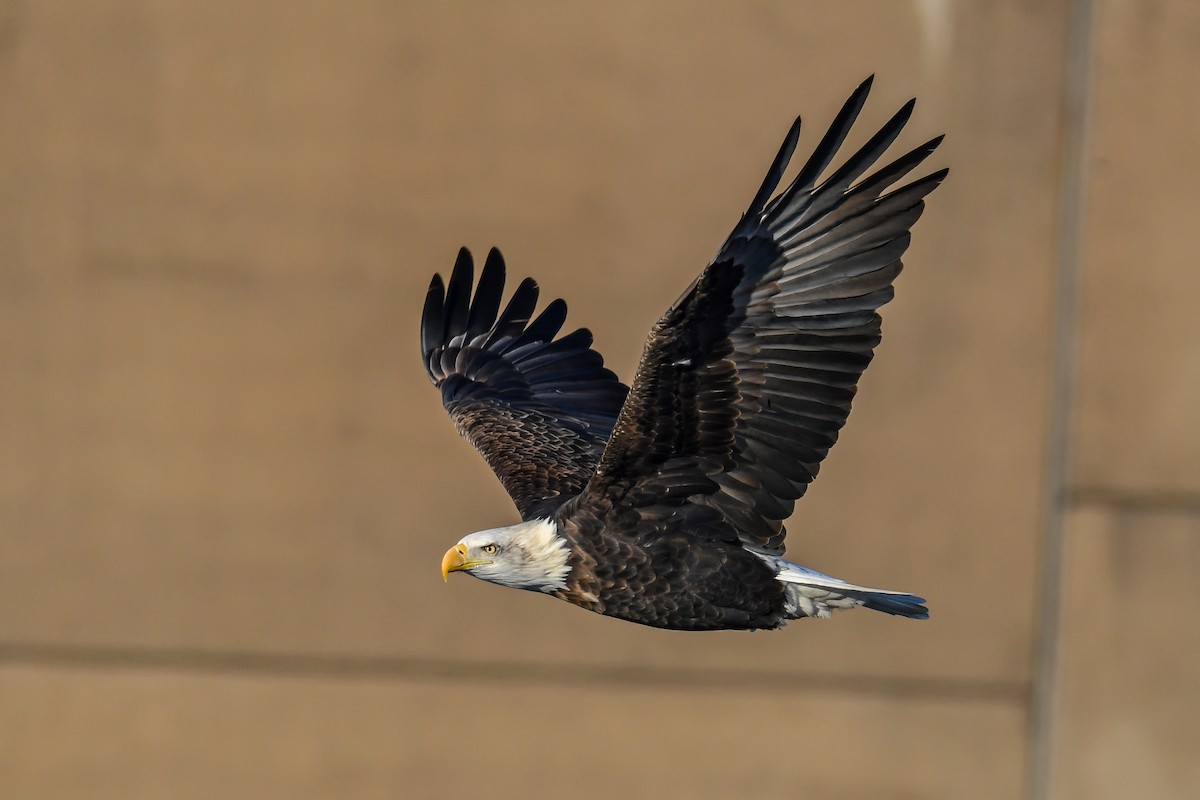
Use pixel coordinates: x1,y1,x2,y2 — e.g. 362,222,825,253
1,1,1196,798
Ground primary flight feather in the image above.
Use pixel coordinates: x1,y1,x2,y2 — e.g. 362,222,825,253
423,77,946,631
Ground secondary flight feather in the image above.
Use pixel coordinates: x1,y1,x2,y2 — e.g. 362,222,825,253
423,78,946,630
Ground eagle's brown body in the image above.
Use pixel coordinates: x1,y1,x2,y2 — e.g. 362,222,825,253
553,501,789,630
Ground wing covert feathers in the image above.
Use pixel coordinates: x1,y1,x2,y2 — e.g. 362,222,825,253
421,248,628,519
583,79,947,555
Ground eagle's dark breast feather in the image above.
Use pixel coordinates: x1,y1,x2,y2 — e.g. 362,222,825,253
554,498,789,630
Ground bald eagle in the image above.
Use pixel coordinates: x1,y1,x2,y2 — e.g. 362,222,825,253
423,78,945,631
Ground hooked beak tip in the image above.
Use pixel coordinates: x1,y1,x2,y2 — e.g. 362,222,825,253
441,543,469,581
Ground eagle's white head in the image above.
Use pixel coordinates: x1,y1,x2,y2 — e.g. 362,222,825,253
440,518,571,593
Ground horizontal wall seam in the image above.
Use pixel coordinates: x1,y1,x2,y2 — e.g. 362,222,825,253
1069,487,1200,516
0,640,1028,705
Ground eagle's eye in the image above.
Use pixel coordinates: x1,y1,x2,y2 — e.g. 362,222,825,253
481,544,498,555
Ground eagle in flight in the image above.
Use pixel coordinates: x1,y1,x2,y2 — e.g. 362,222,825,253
423,78,945,631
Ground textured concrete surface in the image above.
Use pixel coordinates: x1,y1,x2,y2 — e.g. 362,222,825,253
1,1,1197,798
0,0,1062,680
1073,0,1200,497
1051,507,1200,799
0,664,1026,800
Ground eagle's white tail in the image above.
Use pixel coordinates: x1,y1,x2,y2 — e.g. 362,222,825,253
751,549,928,620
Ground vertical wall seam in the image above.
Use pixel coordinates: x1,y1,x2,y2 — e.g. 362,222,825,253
1028,1,1096,799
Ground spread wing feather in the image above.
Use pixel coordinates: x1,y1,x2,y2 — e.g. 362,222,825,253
582,77,947,554
422,247,628,519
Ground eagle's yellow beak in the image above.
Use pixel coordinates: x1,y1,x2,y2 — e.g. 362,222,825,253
442,543,496,581
441,543,470,581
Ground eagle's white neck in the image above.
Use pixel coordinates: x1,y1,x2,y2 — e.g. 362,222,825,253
513,518,571,591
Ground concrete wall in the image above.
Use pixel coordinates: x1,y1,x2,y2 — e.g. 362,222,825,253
1,2,1196,798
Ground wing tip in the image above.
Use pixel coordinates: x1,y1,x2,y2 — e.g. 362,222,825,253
484,246,505,270
420,272,448,371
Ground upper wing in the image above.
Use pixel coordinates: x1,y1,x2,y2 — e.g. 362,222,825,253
580,77,947,554
421,247,629,519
